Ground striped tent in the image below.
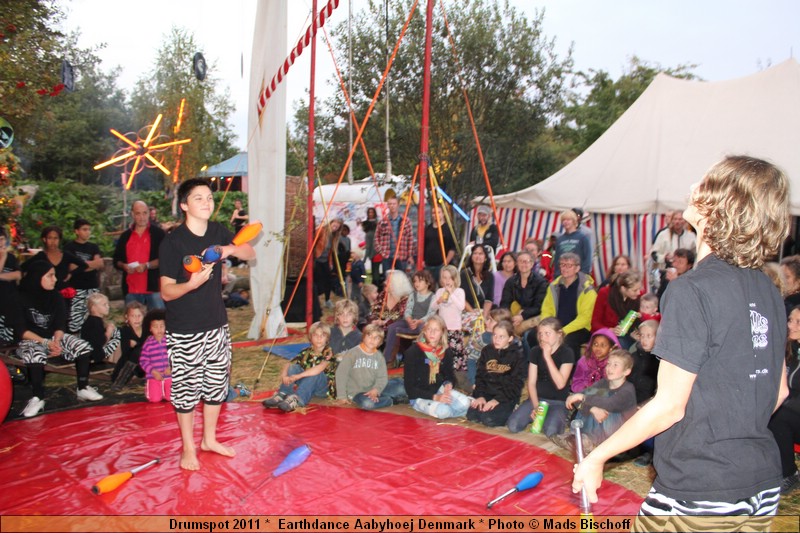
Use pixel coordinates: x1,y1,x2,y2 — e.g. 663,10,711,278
469,208,667,285
482,59,800,284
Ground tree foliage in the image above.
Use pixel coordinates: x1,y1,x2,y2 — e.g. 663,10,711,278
20,34,132,184
129,27,238,192
299,0,574,205
0,0,64,126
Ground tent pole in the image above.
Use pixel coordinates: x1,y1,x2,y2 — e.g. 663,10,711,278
416,0,434,270
306,0,319,330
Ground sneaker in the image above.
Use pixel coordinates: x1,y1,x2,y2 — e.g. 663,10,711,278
21,397,45,418
633,451,653,467
780,471,800,494
262,391,286,408
77,385,103,402
278,394,301,412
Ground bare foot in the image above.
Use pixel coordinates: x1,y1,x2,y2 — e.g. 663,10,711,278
180,447,200,471
200,439,236,458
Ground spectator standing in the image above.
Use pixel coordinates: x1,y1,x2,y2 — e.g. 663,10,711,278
64,219,105,334
553,209,592,277
374,197,415,275
650,210,696,270
113,201,166,310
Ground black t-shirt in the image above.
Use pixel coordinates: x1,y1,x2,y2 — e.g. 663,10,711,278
423,224,456,267
159,222,233,334
529,343,575,401
0,253,20,309
63,240,101,289
652,254,784,502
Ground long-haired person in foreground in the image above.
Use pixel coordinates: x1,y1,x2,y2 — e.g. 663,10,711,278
573,156,791,529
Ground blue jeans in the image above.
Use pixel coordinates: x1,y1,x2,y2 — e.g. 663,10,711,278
382,258,409,276
466,358,478,389
125,292,165,310
507,398,568,436
352,377,406,410
279,364,329,405
411,386,471,419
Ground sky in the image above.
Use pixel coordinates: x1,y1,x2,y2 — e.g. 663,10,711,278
61,0,799,151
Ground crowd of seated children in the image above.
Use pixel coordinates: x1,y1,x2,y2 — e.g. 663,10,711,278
404,316,471,419
262,322,337,413
330,299,361,355
467,320,526,427
138,309,171,403
111,301,147,389
335,323,406,410
551,349,637,453
81,292,121,365
465,307,512,389
571,328,619,393
368,270,412,337
507,317,576,435
430,265,468,379
383,269,435,366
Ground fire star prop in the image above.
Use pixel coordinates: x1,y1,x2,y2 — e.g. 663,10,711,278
93,114,191,190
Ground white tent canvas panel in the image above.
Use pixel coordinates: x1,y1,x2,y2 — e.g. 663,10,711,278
492,59,800,215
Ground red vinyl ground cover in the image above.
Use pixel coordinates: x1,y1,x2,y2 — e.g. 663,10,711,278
0,402,643,516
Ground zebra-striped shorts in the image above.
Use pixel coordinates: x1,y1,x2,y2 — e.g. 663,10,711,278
0,314,14,345
167,325,231,412
634,486,781,532
16,334,92,365
68,288,99,334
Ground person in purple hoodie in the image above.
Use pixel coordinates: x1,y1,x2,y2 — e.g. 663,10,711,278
571,328,620,393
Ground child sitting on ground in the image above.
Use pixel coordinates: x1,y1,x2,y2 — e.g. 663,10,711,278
335,324,406,410
383,269,436,365
571,328,620,392
627,319,661,466
111,301,146,389
80,292,121,365
638,293,661,323
358,284,379,330
138,309,171,403
465,307,512,389
262,322,337,412
552,349,637,453
330,299,361,354
467,320,527,427
405,316,471,419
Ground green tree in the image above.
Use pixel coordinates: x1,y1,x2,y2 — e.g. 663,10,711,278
306,0,573,204
129,27,237,192
0,0,64,128
557,56,698,155
20,33,132,184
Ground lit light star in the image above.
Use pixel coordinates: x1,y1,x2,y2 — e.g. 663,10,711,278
94,113,191,190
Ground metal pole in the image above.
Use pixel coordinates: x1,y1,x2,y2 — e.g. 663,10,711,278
416,0,434,270
347,0,354,184
306,0,319,329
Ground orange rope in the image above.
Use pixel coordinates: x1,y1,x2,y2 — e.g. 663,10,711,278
321,25,386,216
439,2,507,252
281,0,421,323
378,164,419,318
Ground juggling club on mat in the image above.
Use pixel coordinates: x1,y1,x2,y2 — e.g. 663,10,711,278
91,458,160,495
486,471,544,509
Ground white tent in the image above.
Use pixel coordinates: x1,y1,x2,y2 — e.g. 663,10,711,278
492,59,800,215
